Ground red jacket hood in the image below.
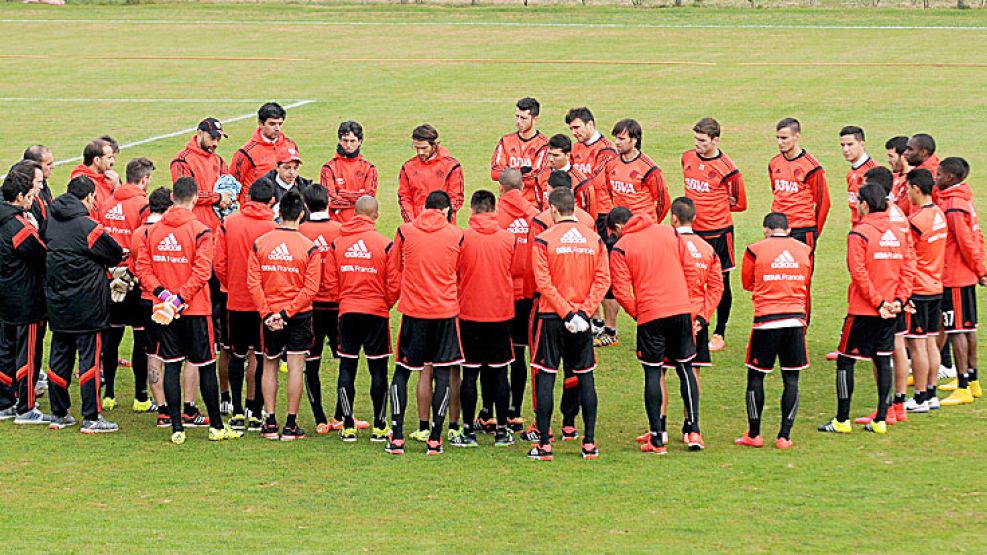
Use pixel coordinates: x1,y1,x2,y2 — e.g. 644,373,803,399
161,206,199,227
857,211,891,232
340,214,377,235
623,214,654,235
938,182,972,203
499,189,532,214
112,183,146,202
469,212,500,234
414,209,453,232
240,201,275,221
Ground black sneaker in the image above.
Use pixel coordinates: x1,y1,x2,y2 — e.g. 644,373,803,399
280,424,306,441
494,429,515,447
182,412,210,428
426,438,444,456
384,434,405,455
561,425,580,441
260,421,280,440
449,432,478,448
527,444,553,461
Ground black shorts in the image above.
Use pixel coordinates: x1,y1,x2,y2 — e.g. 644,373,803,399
894,312,908,336
693,320,711,367
396,315,463,371
635,313,695,367
745,325,808,372
155,315,216,366
460,319,514,368
138,300,161,358
790,226,818,256
338,313,392,360
261,311,313,359
943,285,978,333
695,226,736,272
214,290,229,349
109,286,145,328
309,304,339,361
512,298,533,347
837,315,896,360
906,295,942,338
227,310,261,358
531,315,596,374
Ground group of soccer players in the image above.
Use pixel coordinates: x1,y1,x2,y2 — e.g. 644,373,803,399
0,98,982,459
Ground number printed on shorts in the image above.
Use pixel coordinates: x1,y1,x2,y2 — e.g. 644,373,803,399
942,310,954,328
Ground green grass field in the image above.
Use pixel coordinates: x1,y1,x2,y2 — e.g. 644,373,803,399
2,3,987,552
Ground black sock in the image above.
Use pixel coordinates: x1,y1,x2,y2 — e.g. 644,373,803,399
928,384,937,397
894,393,906,404
184,402,196,416
958,372,970,389
675,362,700,433
461,366,480,431
603,327,616,337
389,366,411,440
535,371,555,446
643,365,664,445
914,389,926,403
228,355,245,415
779,370,799,439
746,368,765,438
578,371,598,444
874,356,893,422
164,362,183,433
836,356,855,422
286,413,297,427
157,404,168,416
337,356,358,428
418,420,429,432
713,271,732,337
560,371,580,427
101,326,125,399
368,358,388,429
197,362,223,429
252,352,265,412
304,358,327,424
509,345,527,418
969,368,978,382
591,318,604,330
478,365,494,417
221,390,231,403
266,413,277,425
132,330,148,402
660,415,667,434
429,366,451,442
493,366,509,426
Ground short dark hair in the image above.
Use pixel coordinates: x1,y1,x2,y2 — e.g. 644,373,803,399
148,187,173,214
425,190,451,210
612,118,642,150
8,160,40,183
910,133,936,155
548,170,572,191
763,212,789,230
547,133,572,153
671,196,695,224
302,184,329,213
83,139,111,166
23,145,50,162
125,157,155,184
858,184,888,213
839,126,865,142
470,190,496,213
338,120,363,141
606,206,633,230
412,124,439,144
258,102,286,122
2,165,33,202
776,118,800,133
172,177,198,203
692,117,720,139
863,166,893,195
548,187,574,216
885,136,908,155
249,178,275,204
939,157,970,182
279,190,305,222
98,135,119,153
516,97,540,117
67,175,95,200
907,168,935,196
565,107,594,125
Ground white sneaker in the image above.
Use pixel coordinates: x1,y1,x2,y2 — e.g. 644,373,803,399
928,396,941,410
14,407,53,425
938,365,957,380
0,405,16,420
904,397,929,413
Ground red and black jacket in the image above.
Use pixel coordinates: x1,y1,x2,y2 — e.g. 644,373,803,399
0,202,47,324
44,193,124,333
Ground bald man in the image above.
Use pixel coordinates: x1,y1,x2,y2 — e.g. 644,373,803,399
324,195,401,442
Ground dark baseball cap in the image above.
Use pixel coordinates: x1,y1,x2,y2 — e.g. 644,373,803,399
198,117,228,139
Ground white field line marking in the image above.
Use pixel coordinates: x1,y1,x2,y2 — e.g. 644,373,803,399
1,18,986,31
0,97,311,103
46,99,315,169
